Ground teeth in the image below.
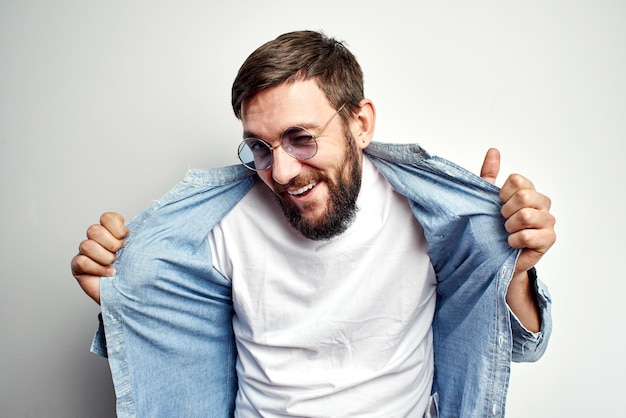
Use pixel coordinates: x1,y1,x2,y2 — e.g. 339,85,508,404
288,182,317,196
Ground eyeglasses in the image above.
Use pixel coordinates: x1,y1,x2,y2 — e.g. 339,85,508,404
237,104,346,171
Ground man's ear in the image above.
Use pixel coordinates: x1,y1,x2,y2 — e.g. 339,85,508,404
351,99,376,150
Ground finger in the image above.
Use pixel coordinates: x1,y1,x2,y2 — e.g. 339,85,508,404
86,224,126,253
72,251,117,277
500,188,552,220
480,148,501,185
506,223,556,252
510,229,556,275
100,212,129,240
504,205,556,234
71,272,102,305
508,225,556,274
514,249,547,276
499,173,535,203
78,238,119,267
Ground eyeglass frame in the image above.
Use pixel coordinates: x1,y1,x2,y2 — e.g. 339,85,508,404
237,103,347,171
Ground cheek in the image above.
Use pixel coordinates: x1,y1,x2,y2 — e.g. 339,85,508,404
256,172,275,191
312,144,348,173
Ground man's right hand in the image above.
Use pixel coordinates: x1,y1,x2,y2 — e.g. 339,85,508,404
71,212,129,305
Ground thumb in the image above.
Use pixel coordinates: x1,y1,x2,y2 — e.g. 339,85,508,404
480,148,501,184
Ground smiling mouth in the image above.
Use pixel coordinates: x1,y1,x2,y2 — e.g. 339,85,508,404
287,182,317,197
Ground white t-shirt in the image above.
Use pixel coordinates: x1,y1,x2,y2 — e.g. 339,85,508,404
210,157,437,417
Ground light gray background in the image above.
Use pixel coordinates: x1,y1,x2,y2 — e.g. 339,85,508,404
1,1,623,416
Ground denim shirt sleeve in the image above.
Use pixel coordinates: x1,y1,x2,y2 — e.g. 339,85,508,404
366,142,552,417
509,268,552,362
90,165,255,418
90,313,107,357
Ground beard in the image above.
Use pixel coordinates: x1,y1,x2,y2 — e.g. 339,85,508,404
274,136,362,241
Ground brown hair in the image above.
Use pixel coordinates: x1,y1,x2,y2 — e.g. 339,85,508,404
231,30,364,122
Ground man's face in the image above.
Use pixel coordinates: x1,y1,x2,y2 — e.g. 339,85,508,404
240,80,364,240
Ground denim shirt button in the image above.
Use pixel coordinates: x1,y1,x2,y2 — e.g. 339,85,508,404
492,403,499,416
498,334,505,348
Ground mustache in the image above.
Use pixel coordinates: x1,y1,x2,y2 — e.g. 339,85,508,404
273,173,325,194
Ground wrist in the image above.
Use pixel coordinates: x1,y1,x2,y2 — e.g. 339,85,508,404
507,267,540,332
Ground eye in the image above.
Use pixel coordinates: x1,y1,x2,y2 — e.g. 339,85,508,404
284,128,315,146
245,138,269,152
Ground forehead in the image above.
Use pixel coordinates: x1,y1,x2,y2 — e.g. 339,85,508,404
241,80,333,136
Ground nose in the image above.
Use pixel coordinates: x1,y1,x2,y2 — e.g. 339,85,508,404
271,147,301,185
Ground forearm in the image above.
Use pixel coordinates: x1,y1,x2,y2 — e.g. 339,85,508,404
506,268,540,333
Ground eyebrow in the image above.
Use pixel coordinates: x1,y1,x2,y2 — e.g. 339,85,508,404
242,121,319,140
242,130,258,139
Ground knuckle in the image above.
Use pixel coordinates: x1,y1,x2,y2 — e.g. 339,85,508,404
78,239,92,255
507,173,525,187
508,173,535,193
515,188,534,205
70,256,80,275
73,254,89,272
517,229,534,246
548,230,557,247
100,212,116,224
544,195,552,210
86,224,102,240
548,212,557,227
508,173,522,183
517,207,534,225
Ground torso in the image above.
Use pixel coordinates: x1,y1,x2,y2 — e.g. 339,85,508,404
210,157,437,417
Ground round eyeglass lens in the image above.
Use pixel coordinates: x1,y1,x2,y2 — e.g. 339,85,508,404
238,139,272,170
282,127,317,160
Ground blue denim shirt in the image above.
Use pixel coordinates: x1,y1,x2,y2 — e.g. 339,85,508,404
92,142,551,417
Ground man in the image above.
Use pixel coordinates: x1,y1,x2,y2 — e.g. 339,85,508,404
72,31,555,417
